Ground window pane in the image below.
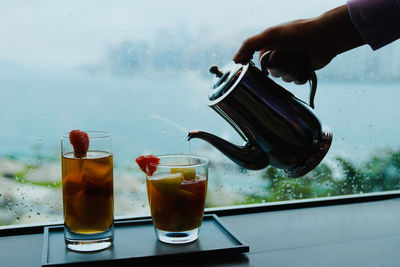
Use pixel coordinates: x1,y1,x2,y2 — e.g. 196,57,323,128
1,0,399,227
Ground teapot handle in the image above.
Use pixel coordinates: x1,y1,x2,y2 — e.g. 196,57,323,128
259,52,317,109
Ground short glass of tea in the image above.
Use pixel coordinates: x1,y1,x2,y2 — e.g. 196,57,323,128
146,155,208,244
61,131,114,252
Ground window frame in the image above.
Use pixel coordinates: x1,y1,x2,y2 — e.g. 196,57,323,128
1,190,399,236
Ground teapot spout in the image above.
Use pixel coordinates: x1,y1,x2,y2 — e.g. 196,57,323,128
188,131,269,170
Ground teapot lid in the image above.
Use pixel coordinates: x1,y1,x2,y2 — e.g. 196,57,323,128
208,62,249,104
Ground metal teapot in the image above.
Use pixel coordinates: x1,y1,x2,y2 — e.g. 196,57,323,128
188,53,332,178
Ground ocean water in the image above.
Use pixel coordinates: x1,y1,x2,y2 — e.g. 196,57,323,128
1,69,399,170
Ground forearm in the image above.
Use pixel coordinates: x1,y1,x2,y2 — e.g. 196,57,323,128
310,5,365,56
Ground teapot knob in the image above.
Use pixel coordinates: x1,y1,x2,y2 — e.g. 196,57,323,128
209,65,223,78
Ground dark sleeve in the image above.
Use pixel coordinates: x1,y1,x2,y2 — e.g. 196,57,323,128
347,0,400,50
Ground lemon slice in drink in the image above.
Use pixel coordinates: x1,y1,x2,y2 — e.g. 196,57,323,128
170,168,196,180
151,173,184,195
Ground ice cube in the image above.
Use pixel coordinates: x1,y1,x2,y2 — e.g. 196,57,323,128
81,160,112,181
63,174,84,196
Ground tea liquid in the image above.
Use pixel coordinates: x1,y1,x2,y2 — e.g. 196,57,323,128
146,174,207,232
62,151,113,234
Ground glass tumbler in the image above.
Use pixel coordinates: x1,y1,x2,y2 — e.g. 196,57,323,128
61,131,114,252
146,154,208,244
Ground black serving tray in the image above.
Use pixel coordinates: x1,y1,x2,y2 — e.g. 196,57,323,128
41,214,249,266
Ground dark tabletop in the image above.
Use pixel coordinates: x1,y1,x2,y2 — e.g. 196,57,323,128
2,197,400,267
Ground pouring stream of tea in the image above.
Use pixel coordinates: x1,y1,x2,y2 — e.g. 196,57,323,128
150,113,192,153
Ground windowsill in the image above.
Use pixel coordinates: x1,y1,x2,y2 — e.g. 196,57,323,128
2,191,400,266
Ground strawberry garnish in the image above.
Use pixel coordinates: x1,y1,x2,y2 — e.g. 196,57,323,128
135,155,160,176
69,130,89,158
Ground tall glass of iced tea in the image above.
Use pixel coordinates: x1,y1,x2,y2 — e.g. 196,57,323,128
146,155,208,244
61,131,114,252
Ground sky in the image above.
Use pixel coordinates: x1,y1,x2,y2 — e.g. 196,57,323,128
1,0,345,69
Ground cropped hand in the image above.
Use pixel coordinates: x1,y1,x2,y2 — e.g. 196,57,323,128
233,5,364,84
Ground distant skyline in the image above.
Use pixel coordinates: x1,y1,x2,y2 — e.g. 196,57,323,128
2,0,344,69
82,31,399,82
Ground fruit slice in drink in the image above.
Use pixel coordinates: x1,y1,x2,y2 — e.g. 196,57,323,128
146,172,207,232
170,168,196,180
62,151,113,234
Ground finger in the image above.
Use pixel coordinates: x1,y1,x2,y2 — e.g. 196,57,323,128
266,51,313,82
294,79,308,85
293,73,309,85
269,69,282,78
233,39,257,64
282,74,297,83
233,29,276,64
270,68,308,84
